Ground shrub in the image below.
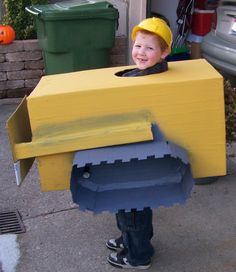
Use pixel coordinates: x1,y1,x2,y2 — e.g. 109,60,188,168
224,80,236,143
3,0,48,40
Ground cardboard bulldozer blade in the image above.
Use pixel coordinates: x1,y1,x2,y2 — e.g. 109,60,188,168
71,125,194,213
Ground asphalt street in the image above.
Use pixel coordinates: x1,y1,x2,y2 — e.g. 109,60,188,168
0,98,236,272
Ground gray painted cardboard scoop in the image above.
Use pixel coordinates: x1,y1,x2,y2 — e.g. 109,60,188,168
70,125,194,213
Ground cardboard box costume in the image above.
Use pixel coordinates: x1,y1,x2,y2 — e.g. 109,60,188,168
7,59,226,212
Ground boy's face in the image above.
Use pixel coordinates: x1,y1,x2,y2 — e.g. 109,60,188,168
132,31,168,70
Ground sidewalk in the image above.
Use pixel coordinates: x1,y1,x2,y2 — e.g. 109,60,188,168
1,98,236,272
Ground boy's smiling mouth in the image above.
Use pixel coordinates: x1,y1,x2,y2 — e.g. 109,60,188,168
137,58,147,63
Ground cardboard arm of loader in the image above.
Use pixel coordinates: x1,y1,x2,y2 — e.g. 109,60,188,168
6,97,154,186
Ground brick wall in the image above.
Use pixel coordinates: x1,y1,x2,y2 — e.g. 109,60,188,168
0,37,127,98
0,40,44,98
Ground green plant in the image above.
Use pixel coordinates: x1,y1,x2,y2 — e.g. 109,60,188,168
224,80,236,143
3,0,48,40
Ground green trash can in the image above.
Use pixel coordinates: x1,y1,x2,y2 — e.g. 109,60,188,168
26,0,119,75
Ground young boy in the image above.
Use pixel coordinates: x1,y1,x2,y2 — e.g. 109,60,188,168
106,17,173,269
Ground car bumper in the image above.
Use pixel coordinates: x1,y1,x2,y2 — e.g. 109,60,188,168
201,31,236,76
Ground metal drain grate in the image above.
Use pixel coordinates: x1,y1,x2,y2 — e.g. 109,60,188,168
0,210,26,235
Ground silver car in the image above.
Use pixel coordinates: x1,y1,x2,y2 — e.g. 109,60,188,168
201,0,236,78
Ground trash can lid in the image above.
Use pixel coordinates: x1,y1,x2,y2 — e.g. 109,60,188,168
26,0,119,21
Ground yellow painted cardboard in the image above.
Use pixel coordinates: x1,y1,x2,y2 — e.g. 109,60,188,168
37,153,74,191
7,59,226,191
6,97,35,184
13,116,153,160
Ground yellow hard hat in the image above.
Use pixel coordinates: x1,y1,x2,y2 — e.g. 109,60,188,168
132,17,172,47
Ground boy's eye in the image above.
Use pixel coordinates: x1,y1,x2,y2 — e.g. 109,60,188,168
135,44,141,48
147,47,154,50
